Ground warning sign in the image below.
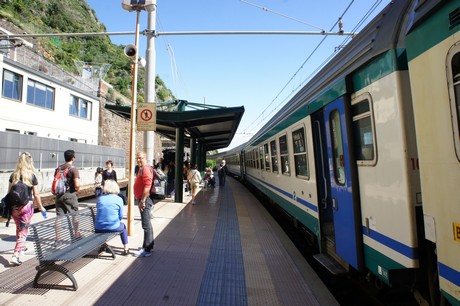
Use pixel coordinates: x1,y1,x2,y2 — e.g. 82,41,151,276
137,102,156,131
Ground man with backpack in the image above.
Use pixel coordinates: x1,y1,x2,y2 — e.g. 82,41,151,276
54,150,80,216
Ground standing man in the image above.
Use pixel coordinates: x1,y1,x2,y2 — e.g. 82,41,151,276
55,149,80,216
133,151,154,257
218,160,228,186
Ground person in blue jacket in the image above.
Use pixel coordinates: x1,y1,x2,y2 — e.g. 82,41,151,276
94,179,129,255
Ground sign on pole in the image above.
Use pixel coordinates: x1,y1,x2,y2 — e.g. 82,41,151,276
137,102,156,131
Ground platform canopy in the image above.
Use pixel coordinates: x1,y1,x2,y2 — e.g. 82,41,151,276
105,100,245,151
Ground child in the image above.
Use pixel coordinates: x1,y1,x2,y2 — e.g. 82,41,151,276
94,167,103,197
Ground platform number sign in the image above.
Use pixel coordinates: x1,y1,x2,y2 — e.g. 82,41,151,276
454,223,460,242
137,102,156,131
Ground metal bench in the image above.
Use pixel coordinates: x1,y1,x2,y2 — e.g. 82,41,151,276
29,207,121,290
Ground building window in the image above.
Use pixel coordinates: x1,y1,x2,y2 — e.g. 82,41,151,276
270,140,278,173
70,95,92,120
27,79,55,109
2,69,22,101
279,134,290,175
352,96,376,164
264,143,270,171
330,110,346,185
292,127,309,178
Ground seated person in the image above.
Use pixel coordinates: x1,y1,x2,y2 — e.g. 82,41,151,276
204,167,216,188
95,179,129,255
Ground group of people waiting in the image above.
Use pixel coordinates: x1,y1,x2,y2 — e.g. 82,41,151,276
6,150,229,266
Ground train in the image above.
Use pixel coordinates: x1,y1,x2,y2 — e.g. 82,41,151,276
212,1,460,305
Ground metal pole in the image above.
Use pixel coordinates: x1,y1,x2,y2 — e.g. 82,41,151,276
143,1,157,166
127,10,141,236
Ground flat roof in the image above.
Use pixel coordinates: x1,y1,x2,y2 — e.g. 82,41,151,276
105,100,245,151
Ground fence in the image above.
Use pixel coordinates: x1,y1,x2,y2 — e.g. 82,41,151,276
0,131,125,172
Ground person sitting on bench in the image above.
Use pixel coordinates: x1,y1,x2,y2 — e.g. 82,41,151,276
94,179,129,256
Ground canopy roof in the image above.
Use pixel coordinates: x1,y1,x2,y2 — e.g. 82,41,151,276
105,100,245,151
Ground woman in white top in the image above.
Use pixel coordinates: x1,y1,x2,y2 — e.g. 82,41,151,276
187,164,202,205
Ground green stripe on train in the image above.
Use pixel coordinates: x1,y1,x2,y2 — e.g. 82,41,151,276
251,179,319,236
252,49,406,146
363,244,406,285
442,289,460,306
406,2,460,62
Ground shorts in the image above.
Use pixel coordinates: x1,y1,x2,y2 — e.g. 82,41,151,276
55,192,79,215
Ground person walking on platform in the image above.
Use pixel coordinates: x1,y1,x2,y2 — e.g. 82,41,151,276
218,160,228,186
9,152,46,266
55,150,80,216
94,167,103,197
187,164,202,205
95,179,129,256
102,160,117,185
166,160,175,197
133,151,154,257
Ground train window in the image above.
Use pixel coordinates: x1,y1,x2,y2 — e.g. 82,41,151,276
27,79,55,110
292,128,309,178
2,69,23,101
279,135,290,175
450,51,460,160
330,110,346,185
270,140,279,173
264,143,270,171
259,146,264,170
351,97,376,164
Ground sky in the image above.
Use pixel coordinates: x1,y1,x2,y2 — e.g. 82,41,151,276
85,0,392,151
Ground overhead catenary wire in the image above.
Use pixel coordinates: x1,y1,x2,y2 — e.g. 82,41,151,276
241,0,384,135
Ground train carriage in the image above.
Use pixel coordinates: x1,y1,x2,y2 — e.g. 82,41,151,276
405,1,460,304
212,0,460,304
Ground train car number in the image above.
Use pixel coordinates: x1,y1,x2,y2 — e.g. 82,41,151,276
454,223,460,242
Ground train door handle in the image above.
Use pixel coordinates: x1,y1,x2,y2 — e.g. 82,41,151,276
332,198,338,210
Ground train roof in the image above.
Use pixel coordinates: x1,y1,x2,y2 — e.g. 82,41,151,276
247,0,413,147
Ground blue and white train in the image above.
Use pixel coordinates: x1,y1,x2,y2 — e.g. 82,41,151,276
214,1,460,304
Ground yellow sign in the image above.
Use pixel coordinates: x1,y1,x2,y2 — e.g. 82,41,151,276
454,223,460,242
137,102,156,131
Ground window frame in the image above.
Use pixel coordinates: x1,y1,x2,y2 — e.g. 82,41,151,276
447,43,460,161
292,125,309,179
279,134,290,176
69,95,92,120
351,93,377,166
330,109,346,186
26,78,55,110
270,139,279,173
2,69,23,101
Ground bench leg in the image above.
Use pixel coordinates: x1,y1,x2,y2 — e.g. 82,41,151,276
96,243,116,259
34,264,78,291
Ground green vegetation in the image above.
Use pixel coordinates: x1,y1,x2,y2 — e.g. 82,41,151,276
0,0,174,102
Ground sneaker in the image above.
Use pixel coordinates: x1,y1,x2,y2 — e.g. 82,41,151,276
20,247,28,255
132,249,152,257
10,256,22,266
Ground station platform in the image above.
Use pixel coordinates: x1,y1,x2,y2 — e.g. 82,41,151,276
0,177,338,306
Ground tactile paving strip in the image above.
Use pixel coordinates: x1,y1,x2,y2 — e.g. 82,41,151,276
196,187,248,306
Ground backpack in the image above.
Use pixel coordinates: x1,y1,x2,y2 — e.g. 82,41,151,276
52,166,72,196
1,181,30,227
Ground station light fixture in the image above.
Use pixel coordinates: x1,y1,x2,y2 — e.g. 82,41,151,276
121,0,156,12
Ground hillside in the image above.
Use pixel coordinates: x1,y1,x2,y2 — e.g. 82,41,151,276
0,0,174,103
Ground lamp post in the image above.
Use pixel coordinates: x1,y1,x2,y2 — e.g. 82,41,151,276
121,0,156,235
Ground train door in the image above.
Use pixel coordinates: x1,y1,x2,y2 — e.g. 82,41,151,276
312,96,363,271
